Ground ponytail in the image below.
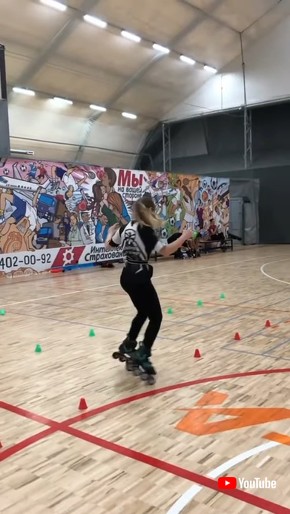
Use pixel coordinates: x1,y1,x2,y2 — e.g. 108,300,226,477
133,197,163,229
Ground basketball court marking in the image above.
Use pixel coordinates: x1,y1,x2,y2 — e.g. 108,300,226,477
6,308,177,341
2,255,290,511
261,260,290,286
167,440,280,514
0,253,285,308
19,276,288,349
61,425,288,514
1,368,290,513
221,345,290,362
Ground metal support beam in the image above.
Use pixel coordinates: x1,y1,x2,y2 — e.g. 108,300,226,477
162,123,172,172
240,33,252,169
74,0,225,161
0,44,10,157
0,44,7,100
181,0,239,34
244,108,252,169
15,0,101,86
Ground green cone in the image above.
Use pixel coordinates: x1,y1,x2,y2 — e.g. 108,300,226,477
0,309,6,316
89,329,95,337
167,308,173,314
35,344,42,353
220,293,226,299
197,300,203,307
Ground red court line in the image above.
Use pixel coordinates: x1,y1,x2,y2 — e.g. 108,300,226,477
4,369,290,430
0,401,60,428
0,428,56,462
1,368,290,513
63,424,290,514
64,368,290,425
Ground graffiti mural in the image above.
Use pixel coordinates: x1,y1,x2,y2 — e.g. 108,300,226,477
144,172,230,241
0,159,229,276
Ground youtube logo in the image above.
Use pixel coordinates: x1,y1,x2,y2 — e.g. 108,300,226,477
218,477,237,489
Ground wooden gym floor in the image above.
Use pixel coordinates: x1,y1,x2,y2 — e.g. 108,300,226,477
1,245,290,514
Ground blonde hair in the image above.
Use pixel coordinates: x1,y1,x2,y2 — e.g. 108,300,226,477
133,197,163,229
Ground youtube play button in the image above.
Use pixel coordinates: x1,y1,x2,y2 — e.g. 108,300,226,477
218,477,237,489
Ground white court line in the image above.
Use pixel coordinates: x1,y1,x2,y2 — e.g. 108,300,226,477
0,283,119,307
166,441,279,514
1,253,287,308
260,259,290,286
154,254,285,279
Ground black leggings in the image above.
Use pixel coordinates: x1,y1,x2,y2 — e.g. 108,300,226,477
120,265,163,351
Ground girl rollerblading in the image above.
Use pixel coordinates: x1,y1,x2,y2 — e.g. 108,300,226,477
106,197,192,384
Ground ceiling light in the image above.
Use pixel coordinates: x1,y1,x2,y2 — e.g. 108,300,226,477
152,43,170,54
40,0,67,12
180,55,195,65
13,87,35,96
204,65,217,73
122,112,137,120
121,30,141,43
10,149,34,155
83,14,107,29
53,97,73,105
90,104,107,112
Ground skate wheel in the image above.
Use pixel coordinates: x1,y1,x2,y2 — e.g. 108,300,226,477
119,355,126,362
140,372,148,381
147,375,156,385
126,360,134,372
133,368,141,376
112,352,119,359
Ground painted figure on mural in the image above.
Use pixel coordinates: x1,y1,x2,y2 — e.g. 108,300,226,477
92,167,130,243
0,160,230,262
155,174,230,243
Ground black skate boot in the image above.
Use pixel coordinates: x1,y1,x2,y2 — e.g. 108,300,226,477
118,336,137,356
112,336,138,371
131,343,156,384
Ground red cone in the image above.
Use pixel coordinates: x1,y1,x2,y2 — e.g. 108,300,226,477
265,320,271,328
78,398,88,410
194,349,201,358
234,332,241,341
0,441,3,449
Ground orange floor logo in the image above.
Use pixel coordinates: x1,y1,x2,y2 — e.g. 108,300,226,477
176,391,290,436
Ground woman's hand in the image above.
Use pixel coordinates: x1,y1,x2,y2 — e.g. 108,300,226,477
182,228,193,241
108,223,119,235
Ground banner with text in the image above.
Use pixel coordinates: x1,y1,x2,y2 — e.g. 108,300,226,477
0,244,123,278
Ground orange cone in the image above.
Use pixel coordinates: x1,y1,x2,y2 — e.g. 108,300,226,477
78,398,88,410
194,349,201,358
234,332,241,341
265,320,271,328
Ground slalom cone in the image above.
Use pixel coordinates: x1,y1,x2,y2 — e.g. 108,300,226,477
78,398,88,410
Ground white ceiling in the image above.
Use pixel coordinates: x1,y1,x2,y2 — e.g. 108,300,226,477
0,0,287,162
